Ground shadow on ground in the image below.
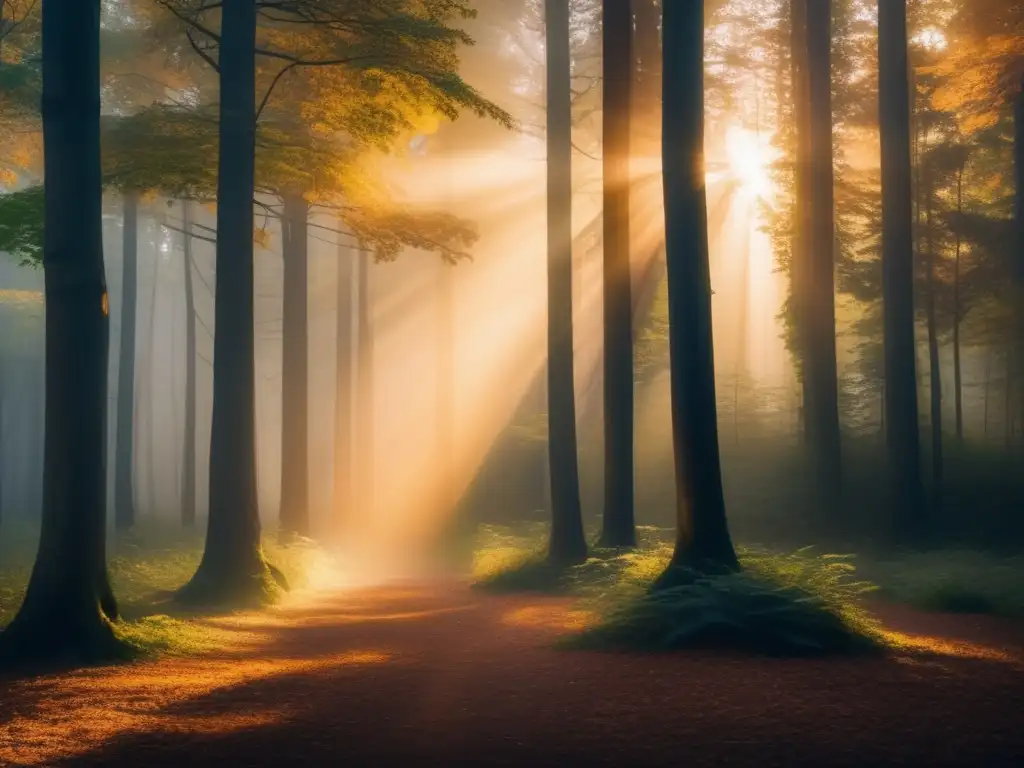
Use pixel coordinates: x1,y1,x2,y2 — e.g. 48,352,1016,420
1,582,1022,767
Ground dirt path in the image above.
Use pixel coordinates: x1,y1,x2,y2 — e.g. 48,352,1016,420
0,583,1022,767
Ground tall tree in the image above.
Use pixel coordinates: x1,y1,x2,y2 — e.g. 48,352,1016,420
279,192,310,539
654,0,739,587
803,0,843,508
0,0,126,663
114,190,138,532
356,247,375,520
333,237,354,533
545,0,587,566
180,199,197,528
599,0,635,548
176,0,282,605
878,0,925,539
436,260,455,516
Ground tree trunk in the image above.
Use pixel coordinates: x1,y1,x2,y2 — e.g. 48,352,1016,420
878,0,925,541
145,236,160,516
1012,80,1024,447
181,200,197,528
923,167,943,505
655,0,740,586
356,247,375,520
436,261,456,517
544,0,587,566
952,168,964,442
177,0,282,606
333,236,354,535
279,194,310,540
804,0,843,508
599,0,635,549
0,0,125,665
114,191,138,532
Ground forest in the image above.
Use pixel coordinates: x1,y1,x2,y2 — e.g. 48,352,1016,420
0,0,1022,765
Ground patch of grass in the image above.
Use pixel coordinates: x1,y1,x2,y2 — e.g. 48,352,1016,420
113,615,238,658
864,550,1024,619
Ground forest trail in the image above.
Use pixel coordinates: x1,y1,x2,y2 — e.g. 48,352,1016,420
0,582,1022,767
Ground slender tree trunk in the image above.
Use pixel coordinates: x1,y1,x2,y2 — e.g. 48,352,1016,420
790,0,813,435
181,201,197,528
544,0,587,565
923,168,943,503
356,247,375,520
983,344,993,439
1012,80,1024,447
878,0,925,541
279,194,310,539
599,0,635,549
655,0,740,586
804,0,843,508
178,0,281,605
145,238,160,516
952,167,964,442
436,261,456,516
333,236,354,534
114,191,138,531
0,0,125,664
1005,347,1014,447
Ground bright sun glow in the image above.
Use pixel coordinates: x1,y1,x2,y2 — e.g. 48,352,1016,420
724,125,775,202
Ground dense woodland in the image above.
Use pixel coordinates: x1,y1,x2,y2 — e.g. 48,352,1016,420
0,0,1021,676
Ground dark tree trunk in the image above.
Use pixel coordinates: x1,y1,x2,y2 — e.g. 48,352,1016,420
333,237,354,534
279,194,310,539
436,261,456,516
181,200,197,528
599,0,635,549
356,248,375,520
952,168,964,443
804,0,843,507
1012,80,1024,445
878,0,925,540
114,191,138,532
0,0,125,665
655,0,740,586
178,0,282,606
544,0,587,566
923,169,943,502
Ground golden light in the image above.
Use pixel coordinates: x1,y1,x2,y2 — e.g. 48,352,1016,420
724,125,775,202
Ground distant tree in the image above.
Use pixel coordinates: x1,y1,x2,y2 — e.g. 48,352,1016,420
545,0,587,566
599,0,635,549
333,234,354,533
878,0,925,539
654,0,739,587
180,199,197,528
114,190,139,532
0,0,127,663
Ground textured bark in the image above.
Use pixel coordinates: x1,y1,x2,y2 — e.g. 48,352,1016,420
0,0,124,665
181,201,197,528
114,191,138,532
878,0,926,540
545,0,587,566
599,0,635,549
279,194,310,539
333,236,354,532
804,0,843,503
177,0,280,606
656,0,740,584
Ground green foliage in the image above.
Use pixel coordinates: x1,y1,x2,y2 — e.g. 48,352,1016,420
864,550,1024,618
0,185,44,266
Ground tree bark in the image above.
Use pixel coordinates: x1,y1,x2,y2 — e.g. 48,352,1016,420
356,247,375,520
599,0,635,549
878,0,925,541
952,167,964,442
655,0,740,586
804,0,843,507
279,194,310,539
1012,80,1024,447
923,165,943,503
0,0,125,665
181,200,197,527
114,191,138,532
333,235,354,535
177,0,282,606
544,0,587,566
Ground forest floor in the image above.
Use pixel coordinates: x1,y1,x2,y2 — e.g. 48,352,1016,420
0,582,1022,767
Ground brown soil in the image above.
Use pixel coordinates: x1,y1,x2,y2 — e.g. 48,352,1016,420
0,583,1022,767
